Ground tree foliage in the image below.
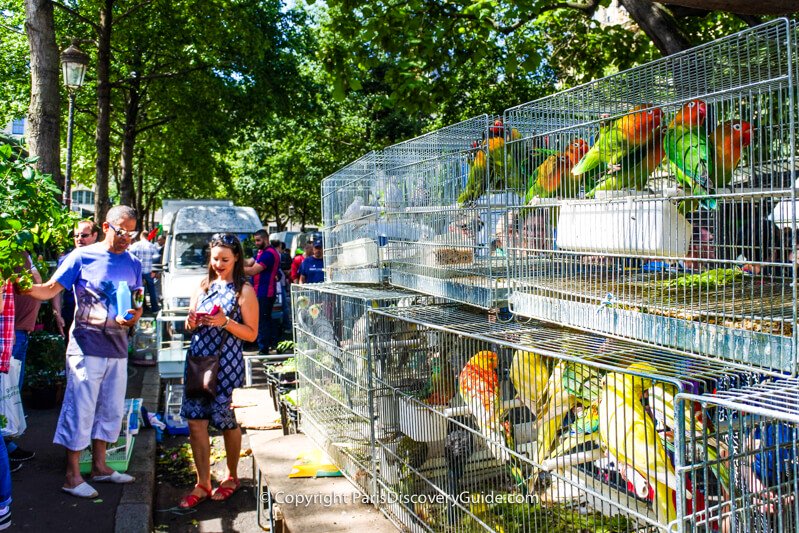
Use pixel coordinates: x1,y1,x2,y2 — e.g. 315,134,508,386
0,139,75,288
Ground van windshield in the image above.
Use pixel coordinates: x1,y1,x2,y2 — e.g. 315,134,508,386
175,233,214,268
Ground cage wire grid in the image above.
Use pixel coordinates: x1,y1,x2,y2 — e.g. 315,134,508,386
365,303,784,532
321,151,386,284
379,115,523,309
675,377,799,533
500,18,799,375
291,283,444,503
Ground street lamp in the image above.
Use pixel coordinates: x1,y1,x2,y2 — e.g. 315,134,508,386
60,41,89,209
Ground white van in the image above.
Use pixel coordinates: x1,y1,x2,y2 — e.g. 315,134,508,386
160,204,263,310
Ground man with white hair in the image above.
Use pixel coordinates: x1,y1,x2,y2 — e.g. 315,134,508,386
23,205,143,498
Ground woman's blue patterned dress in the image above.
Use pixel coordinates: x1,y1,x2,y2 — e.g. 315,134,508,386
180,280,244,430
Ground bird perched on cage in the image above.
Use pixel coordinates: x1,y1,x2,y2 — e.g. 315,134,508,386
459,351,510,461
669,119,753,213
509,349,550,419
585,131,666,197
534,361,577,464
424,352,456,406
395,434,429,497
648,382,729,490
340,195,365,222
598,362,680,526
458,120,522,205
572,105,664,178
525,139,590,202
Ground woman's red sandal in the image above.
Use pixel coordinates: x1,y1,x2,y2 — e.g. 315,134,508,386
211,477,240,501
179,483,212,509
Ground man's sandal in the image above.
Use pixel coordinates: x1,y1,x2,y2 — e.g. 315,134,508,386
179,484,212,509
212,477,240,501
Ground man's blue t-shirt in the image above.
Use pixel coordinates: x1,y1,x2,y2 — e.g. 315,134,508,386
53,243,142,358
298,256,325,284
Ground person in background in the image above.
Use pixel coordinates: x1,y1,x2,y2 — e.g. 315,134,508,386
278,242,292,275
129,231,161,314
0,281,14,530
243,230,280,354
23,205,143,498
6,252,41,470
298,239,325,284
53,220,100,340
291,242,312,283
179,233,258,508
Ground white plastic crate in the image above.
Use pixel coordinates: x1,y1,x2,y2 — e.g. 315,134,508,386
556,194,693,257
338,238,379,268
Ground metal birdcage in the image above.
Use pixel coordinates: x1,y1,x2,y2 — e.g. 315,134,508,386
321,151,386,284
503,19,799,374
381,115,524,309
367,303,763,532
291,283,441,496
676,377,799,533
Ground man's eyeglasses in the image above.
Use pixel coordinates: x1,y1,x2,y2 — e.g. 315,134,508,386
107,222,139,239
74,233,91,239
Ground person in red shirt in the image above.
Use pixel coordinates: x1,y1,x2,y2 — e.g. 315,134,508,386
6,253,42,469
290,242,312,283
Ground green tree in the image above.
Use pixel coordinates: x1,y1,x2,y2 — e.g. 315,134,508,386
315,0,779,113
0,139,75,288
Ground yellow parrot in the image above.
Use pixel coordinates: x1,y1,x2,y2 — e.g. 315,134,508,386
534,361,577,464
509,349,549,419
598,362,679,527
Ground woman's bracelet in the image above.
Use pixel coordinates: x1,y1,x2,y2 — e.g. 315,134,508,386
223,316,231,329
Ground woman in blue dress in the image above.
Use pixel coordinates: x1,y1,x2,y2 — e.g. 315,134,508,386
179,233,258,508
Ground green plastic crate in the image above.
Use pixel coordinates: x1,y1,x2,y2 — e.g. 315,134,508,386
78,435,135,474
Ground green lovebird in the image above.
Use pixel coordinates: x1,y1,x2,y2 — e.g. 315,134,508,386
666,109,752,213
572,104,664,177
663,99,710,210
586,134,665,197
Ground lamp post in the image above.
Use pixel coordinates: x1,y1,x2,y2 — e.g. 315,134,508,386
60,41,89,209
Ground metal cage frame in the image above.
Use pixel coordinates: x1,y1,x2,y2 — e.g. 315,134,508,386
676,377,799,533
502,19,798,374
291,283,442,499
367,303,769,532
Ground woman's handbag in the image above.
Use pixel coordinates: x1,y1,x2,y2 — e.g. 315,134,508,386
184,349,220,399
185,299,238,399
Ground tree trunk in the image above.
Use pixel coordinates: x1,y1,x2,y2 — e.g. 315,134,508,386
135,145,145,224
94,0,114,221
119,82,140,208
661,0,799,15
24,0,61,188
620,0,692,56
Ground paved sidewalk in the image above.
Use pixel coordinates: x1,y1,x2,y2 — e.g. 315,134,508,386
10,363,159,532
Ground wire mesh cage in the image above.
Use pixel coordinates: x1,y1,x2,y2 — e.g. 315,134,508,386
503,19,798,374
291,283,441,496
382,115,525,309
321,151,386,284
676,377,799,533
367,303,761,532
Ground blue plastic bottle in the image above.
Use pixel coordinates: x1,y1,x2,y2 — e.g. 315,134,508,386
117,280,133,320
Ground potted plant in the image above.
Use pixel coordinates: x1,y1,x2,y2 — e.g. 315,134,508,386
24,331,67,409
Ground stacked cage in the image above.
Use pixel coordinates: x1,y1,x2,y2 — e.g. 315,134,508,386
368,303,769,532
322,151,386,284
291,283,440,497
503,19,797,373
676,377,799,532
381,115,524,309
